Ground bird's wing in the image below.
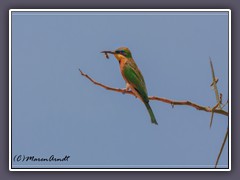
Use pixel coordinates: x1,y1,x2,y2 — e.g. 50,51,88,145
123,62,149,103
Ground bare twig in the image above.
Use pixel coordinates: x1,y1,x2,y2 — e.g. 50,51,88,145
210,58,221,108
79,69,228,117
209,59,229,168
215,126,229,168
79,69,133,95
210,102,221,128
222,100,229,109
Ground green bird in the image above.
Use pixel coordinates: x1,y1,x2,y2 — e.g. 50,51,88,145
101,47,158,125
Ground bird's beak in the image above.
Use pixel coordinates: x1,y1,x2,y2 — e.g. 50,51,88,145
101,50,115,54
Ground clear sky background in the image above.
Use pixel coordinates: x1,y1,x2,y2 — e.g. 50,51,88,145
11,11,229,168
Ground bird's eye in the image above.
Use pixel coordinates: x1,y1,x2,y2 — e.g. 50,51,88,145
116,50,126,56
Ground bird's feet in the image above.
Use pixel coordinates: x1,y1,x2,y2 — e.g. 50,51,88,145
122,88,137,98
122,88,130,94
122,83,131,94
122,83,137,98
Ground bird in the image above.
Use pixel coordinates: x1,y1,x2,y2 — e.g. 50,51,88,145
101,47,158,125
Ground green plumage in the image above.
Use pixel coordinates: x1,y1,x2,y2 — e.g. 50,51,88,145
101,47,158,125
123,62,148,102
123,59,158,125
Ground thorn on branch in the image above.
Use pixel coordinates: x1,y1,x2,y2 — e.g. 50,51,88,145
209,58,221,108
210,102,220,129
210,112,214,129
210,77,219,88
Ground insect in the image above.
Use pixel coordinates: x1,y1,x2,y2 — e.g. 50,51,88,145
103,52,109,59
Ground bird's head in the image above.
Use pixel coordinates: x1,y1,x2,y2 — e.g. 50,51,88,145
101,47,132,61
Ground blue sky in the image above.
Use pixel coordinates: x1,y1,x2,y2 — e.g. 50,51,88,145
11,11,229,168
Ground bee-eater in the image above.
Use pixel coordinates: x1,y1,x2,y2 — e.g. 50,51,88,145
101,47,158,125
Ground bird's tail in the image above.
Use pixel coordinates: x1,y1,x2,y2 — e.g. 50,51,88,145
144,102,158,125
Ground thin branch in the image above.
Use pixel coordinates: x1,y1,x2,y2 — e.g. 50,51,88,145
215,126,229,168
79,69,228,117
210,102,221,128
210,58,221,108
222,100,229,109
79,69,133,95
